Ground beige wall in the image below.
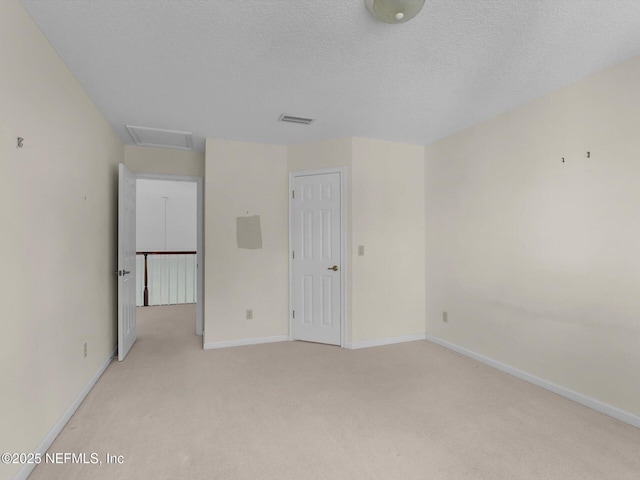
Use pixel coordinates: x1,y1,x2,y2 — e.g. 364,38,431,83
0,2,123,479
288,137,353,172
204,138,289,345
124,145,204,177
352,138,426,344
288,137,427,345
206,136,425,348
425,54,640,415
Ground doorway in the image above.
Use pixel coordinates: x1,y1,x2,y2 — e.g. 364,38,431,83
289,168,346,346
135,173,204,338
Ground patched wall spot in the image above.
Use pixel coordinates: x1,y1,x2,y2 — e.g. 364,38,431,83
236,215,262,249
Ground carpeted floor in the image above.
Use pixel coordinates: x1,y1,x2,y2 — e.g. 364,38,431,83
29,304,640,479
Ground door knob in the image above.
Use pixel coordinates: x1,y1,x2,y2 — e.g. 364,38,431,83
327,265,339,271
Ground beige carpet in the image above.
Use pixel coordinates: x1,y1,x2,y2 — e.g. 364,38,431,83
29,305,640,480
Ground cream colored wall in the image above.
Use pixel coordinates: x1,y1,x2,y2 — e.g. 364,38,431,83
0,2,123,479
288,137,353,172
288,138,354,342
124,145,204,177
204,138,289,345
425,54,640,415
351,138,426,343
287,137,425,345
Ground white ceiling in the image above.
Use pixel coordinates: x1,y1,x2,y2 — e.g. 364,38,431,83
20,0,640,153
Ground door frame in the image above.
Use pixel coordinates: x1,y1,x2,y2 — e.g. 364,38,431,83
288,167,346,348
135,172,205,339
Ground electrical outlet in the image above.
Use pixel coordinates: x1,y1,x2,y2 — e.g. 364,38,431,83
84,342,88,358
442,312,448,323
358,245,365,256
246,309,253,320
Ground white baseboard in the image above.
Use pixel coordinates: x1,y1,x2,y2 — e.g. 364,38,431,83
426,335,640,429
345,333,426,350
204,335,289,350
13,347,117,480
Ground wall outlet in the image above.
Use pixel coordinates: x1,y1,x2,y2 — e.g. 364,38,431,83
246,309,253,320
358,245,365,256
442,311,448,323
83,342,88,358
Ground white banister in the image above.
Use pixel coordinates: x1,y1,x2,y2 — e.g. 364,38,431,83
136,252,197,306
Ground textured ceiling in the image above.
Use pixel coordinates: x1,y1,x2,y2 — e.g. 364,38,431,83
20,0,640,152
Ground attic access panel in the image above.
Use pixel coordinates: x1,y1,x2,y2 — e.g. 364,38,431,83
126,125,193,150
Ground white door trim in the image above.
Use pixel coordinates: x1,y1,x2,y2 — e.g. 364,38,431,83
289,167,346,348
134,173,205,341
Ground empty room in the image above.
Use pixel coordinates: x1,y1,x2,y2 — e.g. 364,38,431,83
1,1,639,479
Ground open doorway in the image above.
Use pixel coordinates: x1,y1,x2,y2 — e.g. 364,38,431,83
135,174,204,339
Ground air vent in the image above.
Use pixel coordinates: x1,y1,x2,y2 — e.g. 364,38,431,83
278,114,315,125
126,125,193,150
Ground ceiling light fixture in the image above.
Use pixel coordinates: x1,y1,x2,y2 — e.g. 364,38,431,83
365,0,426,24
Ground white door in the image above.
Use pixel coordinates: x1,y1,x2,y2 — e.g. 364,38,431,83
118,163,137,361
292,172,342,345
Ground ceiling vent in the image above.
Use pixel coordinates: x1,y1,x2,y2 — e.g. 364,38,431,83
278,114,315,125
126,125,193,150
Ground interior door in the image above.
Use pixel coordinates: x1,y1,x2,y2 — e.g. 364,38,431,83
292,172,341,345
118,163,137,361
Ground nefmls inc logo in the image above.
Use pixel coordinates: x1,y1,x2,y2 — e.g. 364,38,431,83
46,452,100,464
